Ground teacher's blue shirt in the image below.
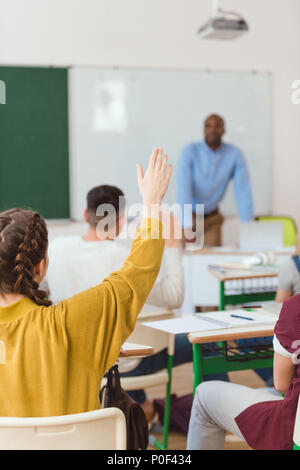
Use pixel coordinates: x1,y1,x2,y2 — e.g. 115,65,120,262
177,139,254,228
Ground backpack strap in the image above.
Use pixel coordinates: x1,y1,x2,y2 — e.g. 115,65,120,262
292,255,300,274
107,364,122,400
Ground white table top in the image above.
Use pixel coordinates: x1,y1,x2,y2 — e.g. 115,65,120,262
120,342,154,357
187,308,278,344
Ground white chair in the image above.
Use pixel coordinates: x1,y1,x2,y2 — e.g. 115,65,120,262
102,321,175,450
0,408,126,450
239,220,284,250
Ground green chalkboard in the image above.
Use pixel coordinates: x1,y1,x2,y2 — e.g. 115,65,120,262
0,66,69,219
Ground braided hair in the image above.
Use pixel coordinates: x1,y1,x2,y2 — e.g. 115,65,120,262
0,209,51,307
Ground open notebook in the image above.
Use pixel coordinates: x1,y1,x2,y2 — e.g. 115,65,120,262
142,310,277,335
199,310,277,328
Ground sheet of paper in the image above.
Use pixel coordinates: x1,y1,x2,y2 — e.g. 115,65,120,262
122,342,153,351
200,309,277,328
142,316,225,334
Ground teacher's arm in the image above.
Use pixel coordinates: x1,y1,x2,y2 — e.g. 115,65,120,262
233,150,254,222
177,145,194,229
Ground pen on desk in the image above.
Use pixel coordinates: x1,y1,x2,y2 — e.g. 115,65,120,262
230,314,254,321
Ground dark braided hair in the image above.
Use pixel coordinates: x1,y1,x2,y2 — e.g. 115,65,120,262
0,209,51,307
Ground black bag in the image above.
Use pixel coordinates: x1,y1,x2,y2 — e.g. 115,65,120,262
100,365,149,450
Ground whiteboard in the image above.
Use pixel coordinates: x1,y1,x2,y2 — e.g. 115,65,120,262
69,67,272,221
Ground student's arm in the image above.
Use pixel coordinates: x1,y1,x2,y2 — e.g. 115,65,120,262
276,259,295,302
273,352,296,394
275,288,292,303
57,217,165,375
233,150,254,222
53,148,172,375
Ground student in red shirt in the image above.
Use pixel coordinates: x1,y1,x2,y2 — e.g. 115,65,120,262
187,295,300,450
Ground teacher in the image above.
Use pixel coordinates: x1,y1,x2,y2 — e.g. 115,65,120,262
177,114,254,246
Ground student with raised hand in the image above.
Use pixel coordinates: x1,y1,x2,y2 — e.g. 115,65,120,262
0,147,171,417
46,168,228,422
187,295,300,450
46,181,186,422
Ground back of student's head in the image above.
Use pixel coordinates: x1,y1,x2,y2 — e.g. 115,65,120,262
86,185,125,228
0,208,51,306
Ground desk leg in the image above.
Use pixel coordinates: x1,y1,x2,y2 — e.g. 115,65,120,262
219,281,225,311
162,353,173,450
193,343,203,395
152,353,173,450
218,281,226,352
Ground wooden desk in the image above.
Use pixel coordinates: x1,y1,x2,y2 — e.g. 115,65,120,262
188,309,277,393
208,266,279,310
120,342,154,358
181,249,291,313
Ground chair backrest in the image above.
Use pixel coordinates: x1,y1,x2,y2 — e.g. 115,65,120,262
0,408,126,450
239,220,284,250
254,216,297,247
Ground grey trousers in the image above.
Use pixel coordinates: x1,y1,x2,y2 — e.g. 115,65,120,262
187,381,282,450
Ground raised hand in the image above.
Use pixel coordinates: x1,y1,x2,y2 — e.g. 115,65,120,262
137,148,172,212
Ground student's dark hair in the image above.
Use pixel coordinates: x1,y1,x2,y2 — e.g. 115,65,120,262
0,208,51,307
87,185,125,227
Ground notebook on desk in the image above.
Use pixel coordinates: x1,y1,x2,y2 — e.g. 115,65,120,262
142,310,277,334
142,316,224,334
200,309,277,328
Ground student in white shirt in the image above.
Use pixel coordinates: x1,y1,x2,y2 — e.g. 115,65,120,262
46,185,184,309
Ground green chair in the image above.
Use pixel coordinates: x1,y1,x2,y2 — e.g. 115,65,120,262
254,216,297,247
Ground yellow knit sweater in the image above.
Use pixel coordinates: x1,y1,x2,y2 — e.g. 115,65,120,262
0,218,164,417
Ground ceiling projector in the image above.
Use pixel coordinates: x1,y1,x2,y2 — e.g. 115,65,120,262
198,0,249,40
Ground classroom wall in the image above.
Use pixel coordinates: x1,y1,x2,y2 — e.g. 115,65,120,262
1,0,300,221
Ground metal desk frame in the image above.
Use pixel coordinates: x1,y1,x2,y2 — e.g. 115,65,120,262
191,267,278,392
